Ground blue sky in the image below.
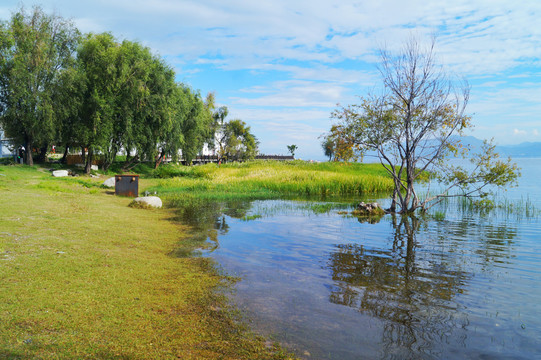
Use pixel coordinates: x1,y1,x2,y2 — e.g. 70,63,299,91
1,1,540,160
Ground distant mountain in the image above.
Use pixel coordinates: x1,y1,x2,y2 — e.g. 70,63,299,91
498,142,541,158
448,136,541,158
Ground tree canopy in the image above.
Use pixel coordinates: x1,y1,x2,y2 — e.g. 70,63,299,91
0,6,257,171
211,106,259,162
329,37,519,214
0,6,80,165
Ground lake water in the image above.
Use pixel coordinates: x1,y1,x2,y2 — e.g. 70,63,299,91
176,158,541,359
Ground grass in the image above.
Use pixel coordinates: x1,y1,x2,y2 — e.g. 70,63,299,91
146,161,395,203
0,165,295,359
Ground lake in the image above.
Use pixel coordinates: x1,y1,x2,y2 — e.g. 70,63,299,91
176,158,541,359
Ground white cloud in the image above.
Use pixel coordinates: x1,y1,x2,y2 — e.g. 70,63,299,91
231,80,350,108
2,0,540,157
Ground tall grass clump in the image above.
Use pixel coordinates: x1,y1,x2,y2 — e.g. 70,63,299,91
148,161,395,200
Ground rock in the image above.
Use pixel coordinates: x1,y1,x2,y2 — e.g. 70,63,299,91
52,170,69,177
133,196,162,208
75,164,98,171
354,202,385,216
103,177,116,188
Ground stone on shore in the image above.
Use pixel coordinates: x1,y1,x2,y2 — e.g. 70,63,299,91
52,170,69,177
133,196,162,209
103,177,116,188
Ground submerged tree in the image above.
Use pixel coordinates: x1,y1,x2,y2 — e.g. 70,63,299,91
330,37,519,214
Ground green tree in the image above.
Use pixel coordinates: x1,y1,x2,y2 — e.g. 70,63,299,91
0,6,80,165
331,37,519,214
75,32,119,173
54,63,86,164
321,137,334,161
223,119,259,161
177,88,214,165
321,125,359,163
211,105,229,161
130,49,177,170
287,144,298,158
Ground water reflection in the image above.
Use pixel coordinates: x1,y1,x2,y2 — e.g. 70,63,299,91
328,216,463,358
326,214,522,359
169,199,539,359
169,199,253,255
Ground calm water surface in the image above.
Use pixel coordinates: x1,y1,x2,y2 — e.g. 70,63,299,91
180,158,541,359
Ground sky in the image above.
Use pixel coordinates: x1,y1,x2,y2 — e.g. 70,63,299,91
1,1,540,160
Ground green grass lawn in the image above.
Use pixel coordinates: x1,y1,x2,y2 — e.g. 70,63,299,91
0,165,294,359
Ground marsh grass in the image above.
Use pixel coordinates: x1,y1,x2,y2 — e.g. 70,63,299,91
0,165,295,359
148,161,394,202
426,192,540,221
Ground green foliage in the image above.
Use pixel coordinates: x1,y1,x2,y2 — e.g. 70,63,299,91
210,105,259,162
0,5,80,166
241,214,263,221
321,137,334,161
433,211,446,221
223,119,259,161
147,163,193,178
329,37,519,213
0,7,239,173
177,87,214,165
287,144,298,157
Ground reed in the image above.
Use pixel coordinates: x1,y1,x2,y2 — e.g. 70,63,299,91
148,161,395,200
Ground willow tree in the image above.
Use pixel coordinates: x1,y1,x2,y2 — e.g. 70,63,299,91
0,6,80,165
177,88,214,165
75,32,120,173
331,37,519,214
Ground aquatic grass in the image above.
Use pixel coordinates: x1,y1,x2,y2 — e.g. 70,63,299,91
426,191,540,221
241,214,263,221
433,211,446,221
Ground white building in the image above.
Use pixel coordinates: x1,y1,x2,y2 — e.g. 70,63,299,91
0,127,15,158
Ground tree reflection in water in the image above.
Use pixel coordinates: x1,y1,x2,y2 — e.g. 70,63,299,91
327,214,518,359
169,199,253,256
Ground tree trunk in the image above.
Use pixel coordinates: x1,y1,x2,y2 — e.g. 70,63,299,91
24,137,33,166
154,150,165,169
61,145,69,164
84,148,93,174
122,154,139,172
81,146,86,165
38,146,48,163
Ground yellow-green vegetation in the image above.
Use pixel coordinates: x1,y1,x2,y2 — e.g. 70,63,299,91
148,160,395,202
0,165,294,359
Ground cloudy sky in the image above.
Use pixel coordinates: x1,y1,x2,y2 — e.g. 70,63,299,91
1,1,540,160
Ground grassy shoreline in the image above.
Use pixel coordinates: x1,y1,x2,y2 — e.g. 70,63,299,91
0,160,393,358
0,165,295,359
